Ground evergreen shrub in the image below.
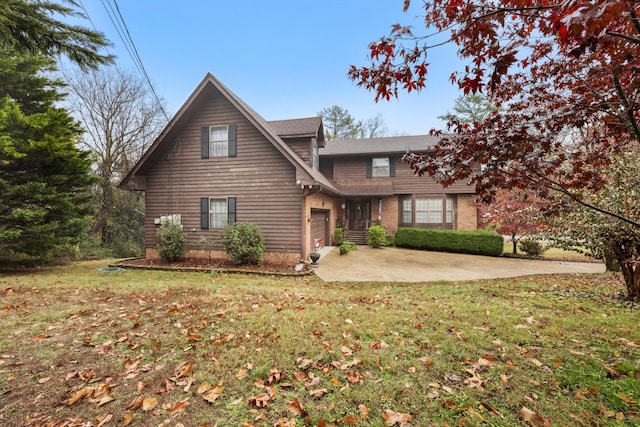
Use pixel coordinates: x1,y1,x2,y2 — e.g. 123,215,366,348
394,228,503,256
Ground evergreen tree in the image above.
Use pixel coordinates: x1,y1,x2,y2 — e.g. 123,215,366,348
0,53,96,267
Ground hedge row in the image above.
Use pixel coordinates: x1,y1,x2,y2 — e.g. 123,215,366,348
394,227,504,257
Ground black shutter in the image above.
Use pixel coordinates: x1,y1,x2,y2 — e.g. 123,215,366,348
390,157,396,177
228,124,237,157
201,127,209,158
228,197,236,224
366,159,372,178
200,198,209,229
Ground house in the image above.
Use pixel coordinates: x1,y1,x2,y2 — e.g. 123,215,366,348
120,73,477,263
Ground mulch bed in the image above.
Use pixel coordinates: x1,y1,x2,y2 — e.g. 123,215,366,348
114,257,312,276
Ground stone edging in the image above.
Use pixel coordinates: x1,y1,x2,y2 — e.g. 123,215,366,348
111,259,315,277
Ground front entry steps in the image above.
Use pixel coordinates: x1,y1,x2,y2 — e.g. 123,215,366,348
344,229,367,245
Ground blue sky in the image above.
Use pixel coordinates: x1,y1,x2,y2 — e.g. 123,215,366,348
77,0,464,135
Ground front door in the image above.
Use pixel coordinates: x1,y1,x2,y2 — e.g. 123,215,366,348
348,199,370,230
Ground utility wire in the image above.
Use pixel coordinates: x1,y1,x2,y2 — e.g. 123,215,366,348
97,0,171,122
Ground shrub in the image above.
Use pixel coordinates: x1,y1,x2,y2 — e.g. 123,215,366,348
156,222,187,262
222,222,264,266
394,227,503,257
334,227,344,246
339,241,357,255
519,239,546,257
367,225,386,248
386,234,395,247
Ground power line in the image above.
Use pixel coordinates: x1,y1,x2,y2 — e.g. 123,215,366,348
96,0,171,122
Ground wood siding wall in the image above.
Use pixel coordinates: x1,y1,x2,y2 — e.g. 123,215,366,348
144,88,302,254
283,137,311,166
330,156,475,194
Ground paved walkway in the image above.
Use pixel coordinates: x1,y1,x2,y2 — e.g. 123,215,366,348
312,246,605,282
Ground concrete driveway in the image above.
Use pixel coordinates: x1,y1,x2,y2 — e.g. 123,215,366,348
312,246,605,282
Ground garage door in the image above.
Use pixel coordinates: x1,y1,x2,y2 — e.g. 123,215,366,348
310,210,328,249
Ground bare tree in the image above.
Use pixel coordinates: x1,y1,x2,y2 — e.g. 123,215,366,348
64,67,166,250
361,113,387,138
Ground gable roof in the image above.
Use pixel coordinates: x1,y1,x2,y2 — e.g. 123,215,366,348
120,73,339,195
320,135,438,156
268,117,325,143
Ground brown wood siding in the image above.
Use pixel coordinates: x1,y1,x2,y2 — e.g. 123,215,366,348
283,137,311,166
331,155,475,194
143,89,302,253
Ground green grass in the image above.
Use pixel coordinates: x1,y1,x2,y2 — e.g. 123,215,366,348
503,241,599,262
0,260,638,426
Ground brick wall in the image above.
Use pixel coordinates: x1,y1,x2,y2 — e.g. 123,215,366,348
457,194,478,230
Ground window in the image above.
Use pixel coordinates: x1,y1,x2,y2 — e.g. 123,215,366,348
446,198,454,223
402,199,412,224
209,125,228,157
402,196,455,227
201,124,237,158
200,197,236,229
311,140,319,169
372,157,390,177
209,199,227,228
415,198,443,224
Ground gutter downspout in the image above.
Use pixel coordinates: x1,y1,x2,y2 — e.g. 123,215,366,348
301,184,323,263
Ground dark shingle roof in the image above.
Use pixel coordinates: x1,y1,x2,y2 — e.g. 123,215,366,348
320,135,438,156
268,117,323,139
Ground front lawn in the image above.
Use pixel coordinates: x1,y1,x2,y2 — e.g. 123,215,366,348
1,261,638,426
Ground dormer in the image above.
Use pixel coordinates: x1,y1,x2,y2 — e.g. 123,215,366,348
268,117,325,169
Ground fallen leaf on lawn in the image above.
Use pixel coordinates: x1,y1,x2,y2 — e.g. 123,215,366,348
286,397,306,416
343,415,359,424
445,372,462,382
266,368,286,385
38,377,51,384
96,413,113,427
93,394,115,407
235,366,248,380
346,371,363,384
173,361,194,379
248,392,271,408
122,413,135,425
443,400,458,410
142,396,159,411
274,418,296,427
345,318,353,324
170,398,190,415
427,389,440,399
296,357,314,370
359,404,370,419
381,409,412,426
530,358,543,368
372,340,389,350
126,396,144,411
66,387,94,405
203,384,224,403
330,377,341,387
309,388,328,398
477,358,492,367
517,406,550,426
197,382,211,394
187,333,201,342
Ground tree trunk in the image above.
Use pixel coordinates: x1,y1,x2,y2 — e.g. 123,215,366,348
512,232,518,254
610,237,640,301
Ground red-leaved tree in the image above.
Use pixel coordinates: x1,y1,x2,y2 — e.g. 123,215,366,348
348,1,640,299
479,189,547,255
